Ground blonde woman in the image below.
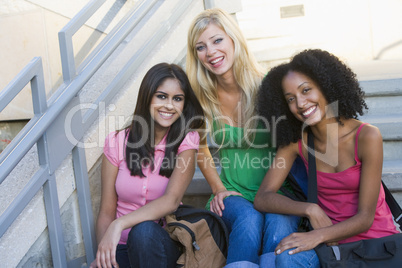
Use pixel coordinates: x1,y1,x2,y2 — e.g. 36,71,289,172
186,8,300,267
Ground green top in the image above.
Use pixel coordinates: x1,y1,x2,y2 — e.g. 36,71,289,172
206,122,278,209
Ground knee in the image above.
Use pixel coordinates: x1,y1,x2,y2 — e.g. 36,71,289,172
127,221,156,249
222,197,264,231
276,249,319,268
275,250,295,267
264,214,299,235
233,210,264,233
222,195,242,207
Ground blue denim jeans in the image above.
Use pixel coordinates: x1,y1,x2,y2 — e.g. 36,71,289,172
222,196,319,267
221,196,264,264
221,196,304,264
262,212,319,267
116,221,181,268
222,157,320,267
275,248,319,268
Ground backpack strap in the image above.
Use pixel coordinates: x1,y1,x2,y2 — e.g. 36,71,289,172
382,181,402,231
307,128,318,204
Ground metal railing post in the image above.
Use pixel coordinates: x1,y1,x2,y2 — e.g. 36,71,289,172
58,0,107,82
72,145,97,264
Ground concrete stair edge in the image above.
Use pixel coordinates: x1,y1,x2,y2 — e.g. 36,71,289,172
361,78,402,96
360,114,402,141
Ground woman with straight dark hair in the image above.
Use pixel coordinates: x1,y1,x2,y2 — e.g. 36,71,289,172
90,63,204,268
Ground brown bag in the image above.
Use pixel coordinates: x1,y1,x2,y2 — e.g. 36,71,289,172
165,205,228,268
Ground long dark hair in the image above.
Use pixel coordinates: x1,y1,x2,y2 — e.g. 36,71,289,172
125,63,204,178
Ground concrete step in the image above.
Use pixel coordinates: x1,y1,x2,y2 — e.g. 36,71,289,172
383,160,402,191
186,169,213,195
383,142,402,162
183,169,212,208
360,113,402,141
359,78,402,116
360,78,402,96
363,95,402,116
360,113,402,161
351,61,402,82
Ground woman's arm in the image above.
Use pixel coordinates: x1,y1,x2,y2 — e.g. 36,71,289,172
197,137,241,216
254,142,328,221
197,138,225,194
274,125,384,255
95,149,197,267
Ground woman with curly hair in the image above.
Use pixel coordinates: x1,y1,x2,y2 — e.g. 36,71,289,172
254,49,398,267
186,8,302,267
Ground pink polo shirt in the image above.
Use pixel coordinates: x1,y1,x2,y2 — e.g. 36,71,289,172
104,129,200,244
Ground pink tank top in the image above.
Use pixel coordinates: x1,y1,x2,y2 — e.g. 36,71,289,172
298,123,399,244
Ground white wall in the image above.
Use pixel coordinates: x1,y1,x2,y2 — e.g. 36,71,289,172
236,0,402,69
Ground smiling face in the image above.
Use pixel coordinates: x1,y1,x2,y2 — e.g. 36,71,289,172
150,78,185,134
282,71,329,126
195,23,235,78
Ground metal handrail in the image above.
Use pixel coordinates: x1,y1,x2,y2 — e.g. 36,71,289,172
82,0,194,125
0,0,197,266
0,57,46,184
0,0,159,183
0,1,160,267
59,0,106,82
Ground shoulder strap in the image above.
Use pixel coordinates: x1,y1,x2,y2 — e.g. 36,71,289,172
307,128,318,204
382,181,402,231
354,123,369,163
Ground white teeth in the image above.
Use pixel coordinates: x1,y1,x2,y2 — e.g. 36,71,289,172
160,112,173,117
211,57,223,64
302,106,316,117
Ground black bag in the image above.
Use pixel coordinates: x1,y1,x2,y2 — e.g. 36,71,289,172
305,128,402,267
280,157,308,203
280,156,313,232
165,204,229,268
315,233,402,267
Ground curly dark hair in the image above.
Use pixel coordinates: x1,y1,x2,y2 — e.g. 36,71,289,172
257,49,368,147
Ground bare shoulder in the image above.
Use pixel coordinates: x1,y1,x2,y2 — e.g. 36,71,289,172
358,123,382,144
357,123,383,161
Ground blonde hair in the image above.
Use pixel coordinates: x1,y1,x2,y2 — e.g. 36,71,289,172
186,8,264,143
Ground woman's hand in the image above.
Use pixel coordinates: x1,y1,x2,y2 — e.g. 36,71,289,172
89,259,98,268
94,220,122,268
274,204,338,255
306,203,339,246
210,189,242,216
306,203,333,230
275,230,323,255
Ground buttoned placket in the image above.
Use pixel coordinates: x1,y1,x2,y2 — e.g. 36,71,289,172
142,167,150,205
